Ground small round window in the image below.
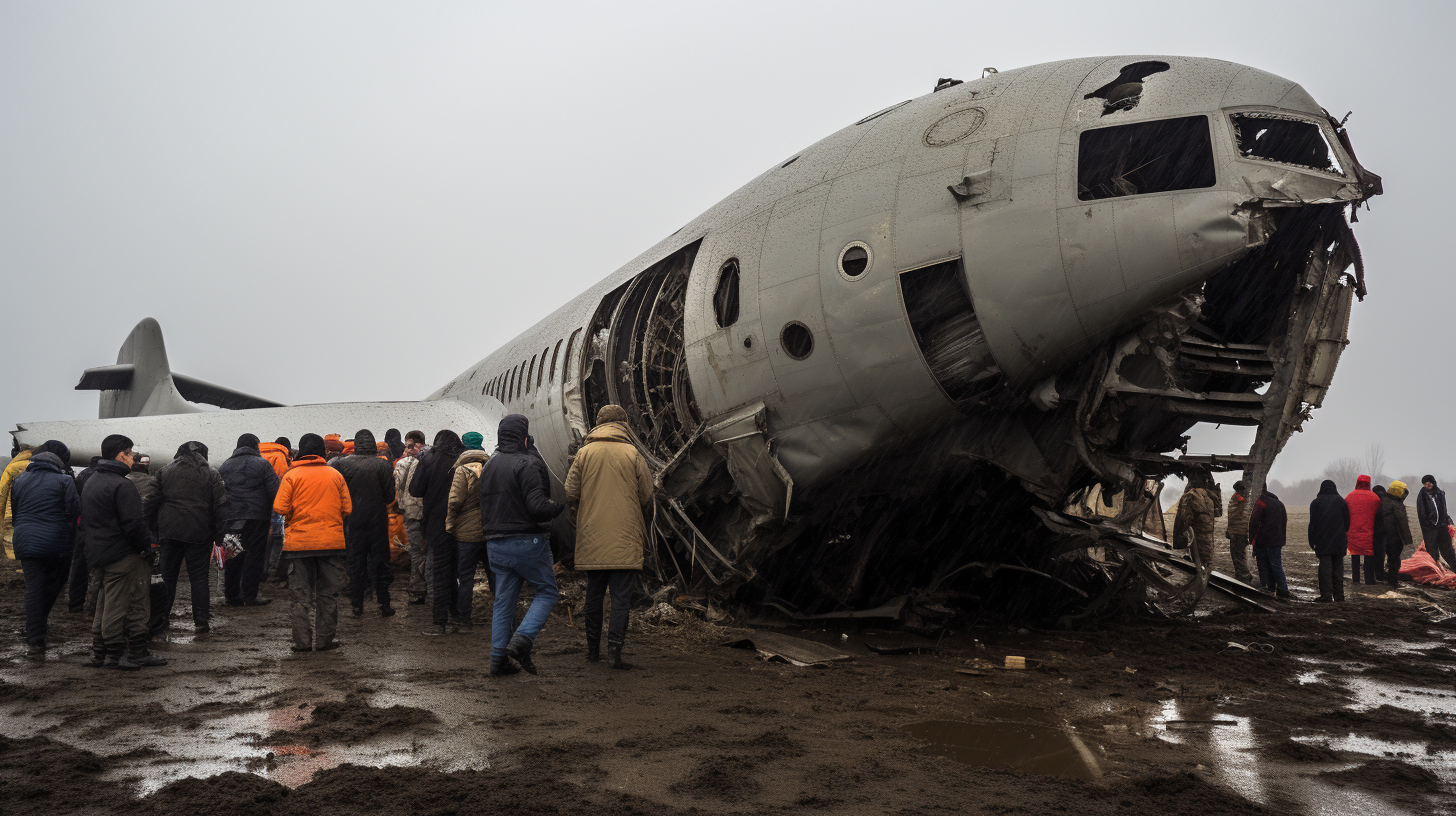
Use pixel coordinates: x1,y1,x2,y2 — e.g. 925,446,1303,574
781,322,814,360
838,242,871,280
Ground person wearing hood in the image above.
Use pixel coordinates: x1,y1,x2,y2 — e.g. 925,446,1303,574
394,430,429,605
274,434,352,652
411,429,466,634
1308,480,1351,603
331,429,397,617
11,443,81,654
565,405,654,669
1417,476,1456,572
82,435,166,670
384,429,406,462
447,431,492,628
1225,481,1254,584
478,414,565,675
1380,481,1415,588
149,441,230,635
1,441,36,559
218,434,282,607
1344,475,1383,586
260,437,293,586
1248,488,1290,599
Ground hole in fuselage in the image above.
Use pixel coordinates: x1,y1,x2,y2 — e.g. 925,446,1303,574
781,322,814,360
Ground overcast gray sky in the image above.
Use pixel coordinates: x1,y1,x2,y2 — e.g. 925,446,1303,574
1,1,1450,482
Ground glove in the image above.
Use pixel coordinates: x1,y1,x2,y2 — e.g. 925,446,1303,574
222,533,245,557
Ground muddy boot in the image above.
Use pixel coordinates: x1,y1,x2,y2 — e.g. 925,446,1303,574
586,635,601,663
488,656,521,677
507,633,537,675
607,639,632,671
380,604,395,618
83,648,108,668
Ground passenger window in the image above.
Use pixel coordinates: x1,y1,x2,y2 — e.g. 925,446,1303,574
550,339,563,383
538,349,549,388
714,259,740,328
1077,115,1214,201
529,356,538,394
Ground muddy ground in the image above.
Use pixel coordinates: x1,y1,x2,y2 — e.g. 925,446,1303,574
3,508,1455,815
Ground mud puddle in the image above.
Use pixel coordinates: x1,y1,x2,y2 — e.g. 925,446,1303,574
903,705,1100,780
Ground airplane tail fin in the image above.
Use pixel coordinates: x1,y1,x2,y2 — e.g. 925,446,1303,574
75,318,284,418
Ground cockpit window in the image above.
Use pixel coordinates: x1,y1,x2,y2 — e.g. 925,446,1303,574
1230,113,1343,175
1077,115,1215,201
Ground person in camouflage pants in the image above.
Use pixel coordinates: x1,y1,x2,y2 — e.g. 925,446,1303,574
1176,471,1222,573
1224,480,1254,583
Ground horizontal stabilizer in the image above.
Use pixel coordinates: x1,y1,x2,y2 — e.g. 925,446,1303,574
173,373,285,411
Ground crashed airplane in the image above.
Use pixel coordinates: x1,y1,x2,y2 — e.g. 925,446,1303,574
14,55,1381,624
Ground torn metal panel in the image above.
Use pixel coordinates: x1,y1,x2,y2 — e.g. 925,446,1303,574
703,401,792,528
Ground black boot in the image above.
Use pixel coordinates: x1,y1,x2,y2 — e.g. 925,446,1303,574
586,636,601,663
607,640,632,671
83,649,108,668
507,633,537,675
488,656,521,676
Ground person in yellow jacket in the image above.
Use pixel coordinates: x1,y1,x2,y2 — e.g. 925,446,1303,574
2,444,37,559
564,404,654,669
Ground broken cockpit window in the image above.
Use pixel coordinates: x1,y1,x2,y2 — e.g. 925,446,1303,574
1230,113,1344,175
1077,115,1215,201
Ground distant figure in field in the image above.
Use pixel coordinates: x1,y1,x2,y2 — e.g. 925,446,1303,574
1344,475,1382,586
1417,476,1456,572
1379,481,1413,589
1248,487,1290,600
1308,480,1350,603
1225,480,1253,584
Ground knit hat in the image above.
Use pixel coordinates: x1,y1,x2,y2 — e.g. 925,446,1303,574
1389,480,1409,500
101,434,134,461
595,404,628,425
462,431,484,450
1423,475,1437,486
237,433,260,451
299,433,326,458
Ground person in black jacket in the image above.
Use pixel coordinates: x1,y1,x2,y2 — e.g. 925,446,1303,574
1380,481,1415,588
218,434,281,607
1416,476,1456,571
12,447,81,655
149,441,229,635
68,456,103,614
1308,480,1351,603
412,429,466,634
384,428,406,462
83,434,166,670
1248,488,1290,599
479,414,565,676
332,429,397,617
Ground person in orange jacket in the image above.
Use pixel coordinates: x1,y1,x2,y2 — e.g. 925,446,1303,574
273,433,352,653
259,438,293,585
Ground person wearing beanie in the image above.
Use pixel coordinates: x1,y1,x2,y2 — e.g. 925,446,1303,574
447,435,492,629
411,430,467,634
149,441,229,636
218,433,281,608
477,415,565,675
394,431,430,605
0,441,36,560
11,444,81,654
1345,475,1383,587
274,432,352,652
462,432,484,451
330,429,396,618
1380,481,1414,588
1308,480,1350,603
1417,476,1456,571
566,404,654,669
1225,480,1254,584
81,434,166,669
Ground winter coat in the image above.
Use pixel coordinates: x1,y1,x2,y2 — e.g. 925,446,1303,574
218,446,282,521
1249,490,1287,548
81,458,151,569
259,442,291,480
153,446,230,545
273,456,352,554
394,454,425,520
1417,485,1450,538
10,453,81,558
410,433,465,546
1372,486,1388,553
1379,487,1414,558
1174,486,1220,542
1343,476,1381,556
565,422,654,570
1225,491,1250,540
126,471,160,545
446,449,491,542
1308,480,1351,556
478,414,564,540
330,430,395,537
0,449,33,528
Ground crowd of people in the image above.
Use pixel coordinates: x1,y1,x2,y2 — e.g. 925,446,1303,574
1174,470,1456,602
1,405,653,675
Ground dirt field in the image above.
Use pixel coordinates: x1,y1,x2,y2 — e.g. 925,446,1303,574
3,512,1455,815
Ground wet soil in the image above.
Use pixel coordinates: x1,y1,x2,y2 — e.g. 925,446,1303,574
2,513,1455,815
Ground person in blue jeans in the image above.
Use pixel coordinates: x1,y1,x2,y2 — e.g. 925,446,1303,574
477,414,564,676
1248,487,1290,599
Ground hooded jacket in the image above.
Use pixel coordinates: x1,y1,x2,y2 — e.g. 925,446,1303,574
1308,480,1351,556
0,449,34,528
1417,482,1450,536
1380,482,1414,557
259,442,291,480
394,454,425,519
564,421,654,570
410,431,465,545
273,456,352,554
153,443,230,545
446,449,491,542
384,429,406,461
81,458,150,568
11,452,81,559
1249,490,1287,548
330,430,395,535
1343,475,1381,556
219,445,282,521
478,415,564,540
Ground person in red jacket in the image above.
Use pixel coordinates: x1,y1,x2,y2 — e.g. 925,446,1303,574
273,433,352,652
1344,475,1383,586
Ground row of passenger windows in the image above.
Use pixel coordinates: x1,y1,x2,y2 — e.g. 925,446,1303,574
484,327,583,403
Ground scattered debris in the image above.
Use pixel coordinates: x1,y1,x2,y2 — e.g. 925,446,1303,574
864,644,941,657
721,631,852,666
